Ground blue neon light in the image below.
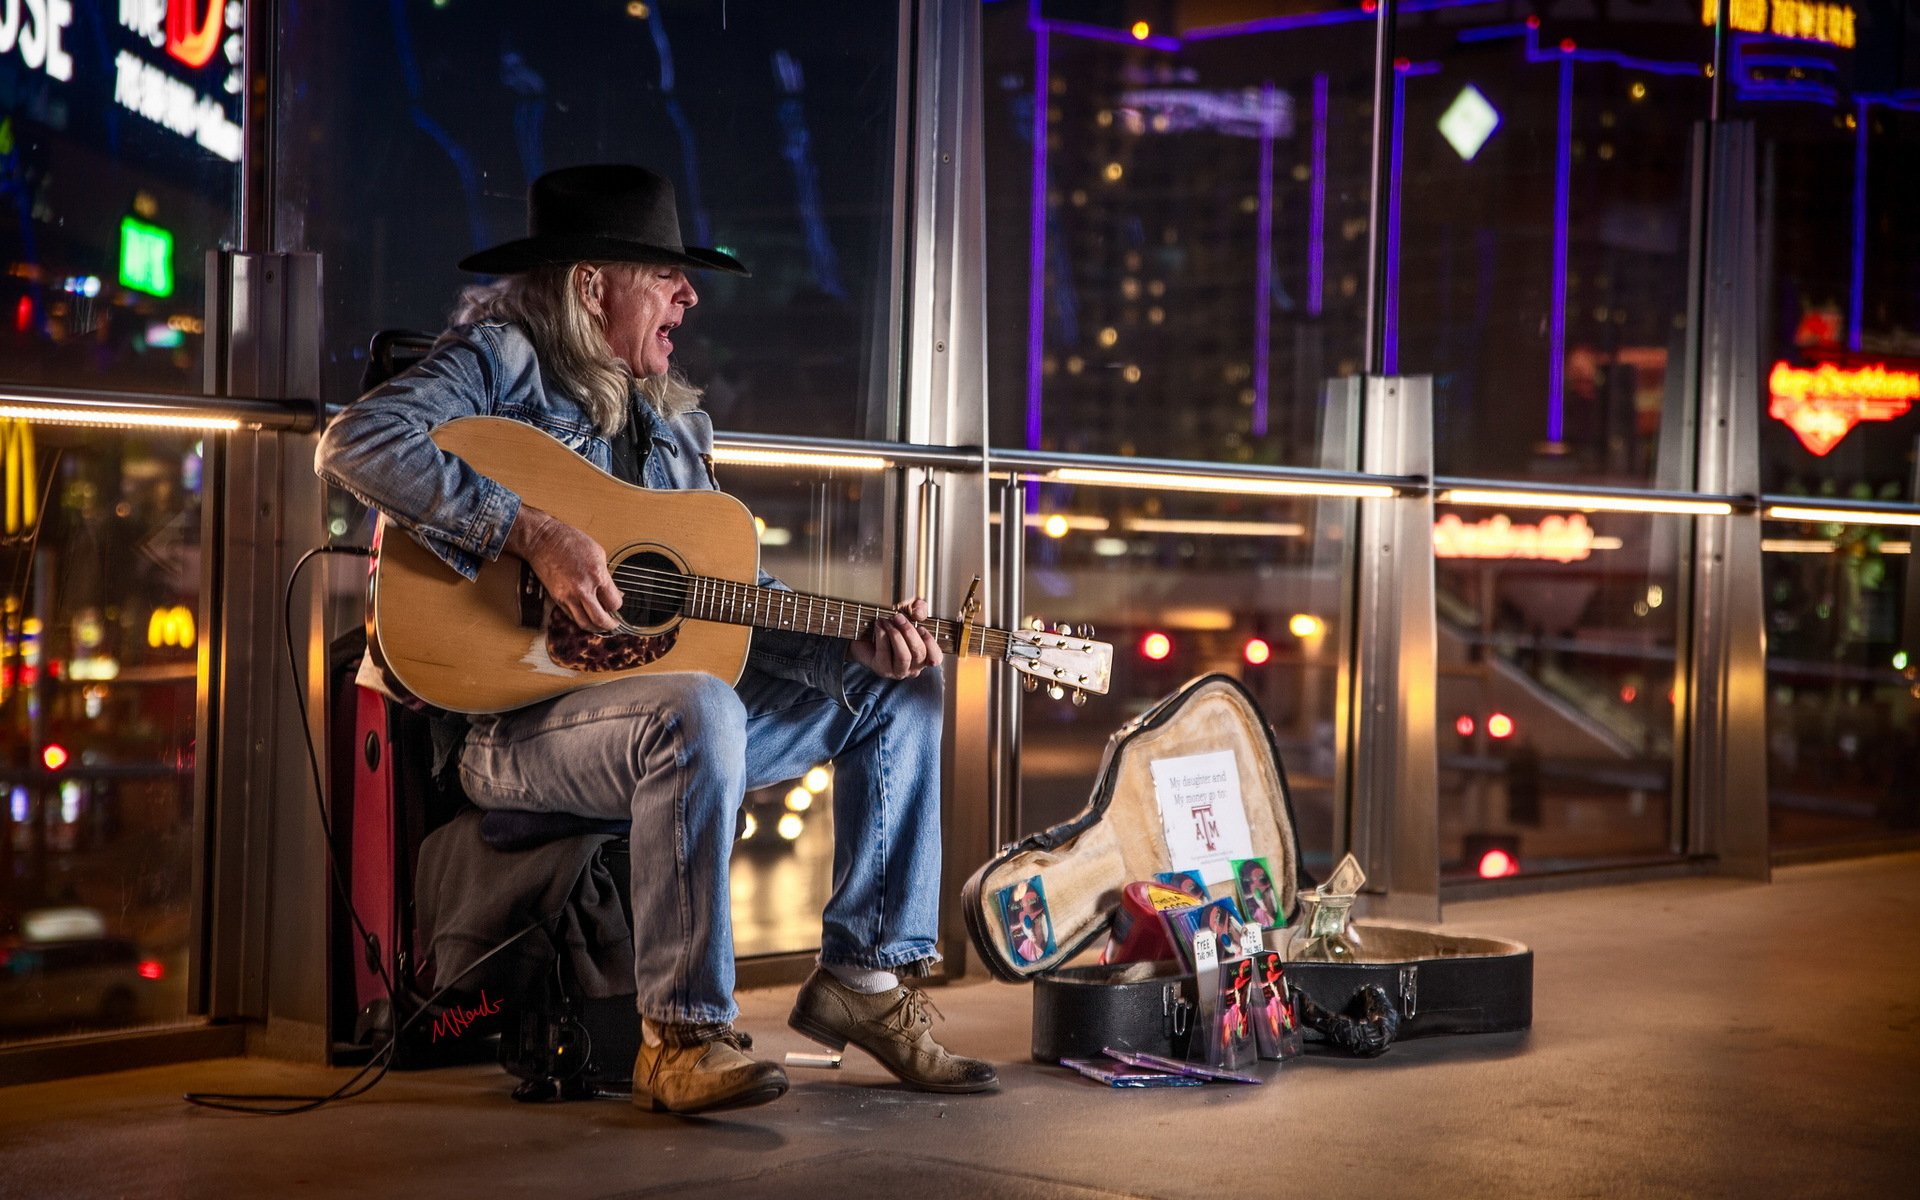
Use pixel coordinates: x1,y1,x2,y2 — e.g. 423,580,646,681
1547,55,1573,446
1309,72,1328,318
1026,15,1049,453
1254,80,1276,437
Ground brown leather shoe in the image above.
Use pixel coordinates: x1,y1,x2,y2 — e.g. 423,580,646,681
631,1024,788,1114
788,968,998,1094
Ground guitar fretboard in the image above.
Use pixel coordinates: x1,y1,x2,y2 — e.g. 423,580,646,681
681,577,1016,658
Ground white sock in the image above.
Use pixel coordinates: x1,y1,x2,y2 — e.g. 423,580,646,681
642,1018,664,1047
824,962,900,994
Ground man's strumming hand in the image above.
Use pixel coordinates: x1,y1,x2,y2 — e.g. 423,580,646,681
505,505,625,634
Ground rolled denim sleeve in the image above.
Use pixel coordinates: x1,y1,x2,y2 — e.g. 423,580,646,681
746,569,851,708
315,327,521,580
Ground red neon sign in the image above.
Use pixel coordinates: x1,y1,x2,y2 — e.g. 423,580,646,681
1433,513,1597,564
166,0,223,69
1768,361,1920,456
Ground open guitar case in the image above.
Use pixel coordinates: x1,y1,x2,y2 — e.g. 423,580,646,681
962,674,1532,1061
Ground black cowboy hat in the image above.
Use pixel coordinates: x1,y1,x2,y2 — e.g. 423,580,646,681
458,164,748,276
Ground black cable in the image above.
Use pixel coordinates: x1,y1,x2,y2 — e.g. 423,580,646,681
184,912,556,1114
183,543,557,1115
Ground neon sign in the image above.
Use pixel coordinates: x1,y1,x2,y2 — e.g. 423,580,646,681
119,216,174,297
164,0,221,68
115,0,242,162
1701,0,1857,50
1767,361,1920,456
1434,513,1599,564
0,0,75,82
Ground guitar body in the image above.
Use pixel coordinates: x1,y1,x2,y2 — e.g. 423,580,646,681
372,417,758,714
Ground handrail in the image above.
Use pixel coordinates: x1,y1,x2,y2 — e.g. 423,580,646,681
1,384,320,433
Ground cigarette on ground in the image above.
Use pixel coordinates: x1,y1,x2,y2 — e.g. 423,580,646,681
784,1051,843,1069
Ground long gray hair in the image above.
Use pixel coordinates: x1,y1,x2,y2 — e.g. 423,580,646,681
452,262,702,435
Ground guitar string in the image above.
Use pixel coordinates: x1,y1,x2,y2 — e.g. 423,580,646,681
595,563,1025,648
599,583,1019,658
577,561,1061,658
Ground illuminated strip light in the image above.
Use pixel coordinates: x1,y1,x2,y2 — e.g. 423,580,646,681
1765,505,1920,529
1052,467,1395,499
1442,489,1734,516
709,447,891,472
1022,513,1111,532
1763,537,1912,554
0,404,241,432
1123,518,1307,537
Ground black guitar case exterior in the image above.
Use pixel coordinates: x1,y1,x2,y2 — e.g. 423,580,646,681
961,674,1532,1060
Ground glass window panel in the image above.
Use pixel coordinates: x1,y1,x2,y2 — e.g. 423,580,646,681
1763,519,1919,849
1,423,204,1044
1434,504,1686,879
716,463,896,958
982,3,1376,464
1743,48,1920,496
273,0,902,437
0,0,242,393
1012,484,1349,880
1394,4,1711,484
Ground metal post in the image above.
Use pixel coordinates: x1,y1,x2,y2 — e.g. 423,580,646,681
1344,376,1440,921
909,0,993,977
198,251,330,1055
1688,121,1769,880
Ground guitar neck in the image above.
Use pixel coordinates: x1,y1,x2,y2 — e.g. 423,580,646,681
683,577,1014,658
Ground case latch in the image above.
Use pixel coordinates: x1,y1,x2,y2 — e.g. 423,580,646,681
1162,984,1191,1038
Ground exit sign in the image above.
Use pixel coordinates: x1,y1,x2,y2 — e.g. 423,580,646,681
119,217,174,297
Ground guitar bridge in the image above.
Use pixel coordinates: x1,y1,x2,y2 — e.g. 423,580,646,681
518,564,546,628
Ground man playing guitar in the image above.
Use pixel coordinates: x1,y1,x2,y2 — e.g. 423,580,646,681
317,165,997,1113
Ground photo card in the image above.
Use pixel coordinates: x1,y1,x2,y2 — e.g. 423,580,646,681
1210,955,1258,1069
1152,869,1210,904
1250,950,1304,1061
1231,856,1285,929
995,875,1057,965
1162,895,1245,967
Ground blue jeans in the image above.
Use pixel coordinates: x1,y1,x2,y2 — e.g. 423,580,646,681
457,662,945,1026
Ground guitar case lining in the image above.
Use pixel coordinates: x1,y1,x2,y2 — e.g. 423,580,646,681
961,674,1532,1060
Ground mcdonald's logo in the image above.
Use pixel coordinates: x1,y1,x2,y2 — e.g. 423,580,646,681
2,418,37,536
166,0,223,69
148,605,196,649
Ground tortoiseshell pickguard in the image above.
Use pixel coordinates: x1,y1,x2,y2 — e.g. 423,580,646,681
545,605,677,672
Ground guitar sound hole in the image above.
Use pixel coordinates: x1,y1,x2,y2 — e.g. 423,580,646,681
616,549,687,629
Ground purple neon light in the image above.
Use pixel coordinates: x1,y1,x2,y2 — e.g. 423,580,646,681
1039,15,1180,51
1025,17,1050,452
1849,98,1867,353
1381,61,1437,375
1253,80,1276,438
1382,64,1407,375
1309,72,1328,317
1181,0,1500,42
1462,23,1708,78
1547,55,1573,445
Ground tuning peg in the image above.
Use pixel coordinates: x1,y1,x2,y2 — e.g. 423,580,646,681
1047,683,1066,700
1022,674,1039,693
1078,624,1096,639
1055,621,1073,635
1028,616,1047,631
1071,688,1088,707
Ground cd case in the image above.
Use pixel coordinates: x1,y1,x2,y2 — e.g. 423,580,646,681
1060,1056,1207,1088
1102,1047,1264,1085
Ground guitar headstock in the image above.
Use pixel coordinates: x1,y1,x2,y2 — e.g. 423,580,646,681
1007,619,1112,705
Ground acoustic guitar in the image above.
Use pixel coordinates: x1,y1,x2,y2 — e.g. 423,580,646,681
370,417,1114,714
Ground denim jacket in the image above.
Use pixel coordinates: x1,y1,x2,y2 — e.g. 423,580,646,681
315,320,850,708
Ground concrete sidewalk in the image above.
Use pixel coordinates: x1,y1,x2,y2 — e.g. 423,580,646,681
3,853,1917,1199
